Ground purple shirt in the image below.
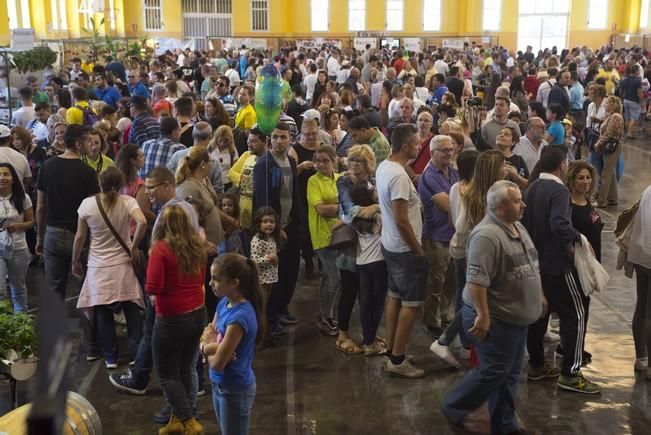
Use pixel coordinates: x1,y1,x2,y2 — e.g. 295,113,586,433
418,163,459,242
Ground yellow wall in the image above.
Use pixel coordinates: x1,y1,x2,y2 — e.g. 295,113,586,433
0,0,647,50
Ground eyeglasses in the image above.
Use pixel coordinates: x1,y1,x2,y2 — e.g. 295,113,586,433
144,182,166,192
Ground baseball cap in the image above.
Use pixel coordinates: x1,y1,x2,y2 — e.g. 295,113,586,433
301,109,321,123
0,125,11,138
561,119,573,127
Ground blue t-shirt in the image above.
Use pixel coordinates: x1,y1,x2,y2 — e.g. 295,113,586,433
546,121,565,146
209,298,258,389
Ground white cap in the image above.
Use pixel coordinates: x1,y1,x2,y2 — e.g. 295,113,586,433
0,125,11,138
301,109,321,123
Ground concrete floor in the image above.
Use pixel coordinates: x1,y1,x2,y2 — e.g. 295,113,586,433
2,140,651,434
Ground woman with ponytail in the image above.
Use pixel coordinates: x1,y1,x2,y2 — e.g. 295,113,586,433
72,166,147,369
201,253,264,435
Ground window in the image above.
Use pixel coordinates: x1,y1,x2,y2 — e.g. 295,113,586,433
108,0,117,31
641,0,649,28
349,0,365,31
20,0,30,28
251,0,269,31
517,0,569,52
10,0,32,29
423,0,441,31
588,0,608,29
144,0,163,30
483,0,501,31
386,0,403,31
78,0,93,30
311,0,328,32
51,0,68,30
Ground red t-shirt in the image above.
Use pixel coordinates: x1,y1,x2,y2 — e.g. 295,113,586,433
410,134,433,175
145,240,205,317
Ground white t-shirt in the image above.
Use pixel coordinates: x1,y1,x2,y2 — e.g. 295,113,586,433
210,148,239,186
303,73,318,101
356,215,384,265
0,193,32,251
77,195,140,268
377,160,422,253
0,148,31,186
11,106,35,128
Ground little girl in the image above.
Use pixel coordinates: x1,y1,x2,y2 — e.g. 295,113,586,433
249,207,280,298
201,254,264,435
217,193,245,256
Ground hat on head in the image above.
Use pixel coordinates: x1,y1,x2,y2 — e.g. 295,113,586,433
0,125,11,138
301,109,321,123
561,118,573,127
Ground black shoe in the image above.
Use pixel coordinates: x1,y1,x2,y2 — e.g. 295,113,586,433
152,405,171,424
556,345,592,367
425,325,444,339
278,313,298,325
109,371,147,395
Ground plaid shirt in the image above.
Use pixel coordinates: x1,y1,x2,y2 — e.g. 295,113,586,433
128,112,160,146
140,136,186,178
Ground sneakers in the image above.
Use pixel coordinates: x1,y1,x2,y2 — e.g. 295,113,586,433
557,372,601,394
544,331,561,342
527,363,561,381
363,342,386,357
278,313,298,325
549,315,560,330
385,358,425,378
269,323,286,337
556,344,592,366
153,405,172,425
634,357,648,371
105,358,118,370
86,352,101,362
109,371,147,395
316,316,338,336
429,341,461,368
196,389,206,397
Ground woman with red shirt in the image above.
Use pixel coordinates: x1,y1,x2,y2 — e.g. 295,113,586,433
146,204,206,435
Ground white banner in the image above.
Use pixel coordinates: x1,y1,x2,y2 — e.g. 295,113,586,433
442,38,466,50
221,38,268,50
403,38,422,53
295,39,343,50
353,37,377,51
10,29,35,51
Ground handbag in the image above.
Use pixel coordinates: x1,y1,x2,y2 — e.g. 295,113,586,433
95,196,146,281
602,137,620,154
0,229,14,260
327,222,357,250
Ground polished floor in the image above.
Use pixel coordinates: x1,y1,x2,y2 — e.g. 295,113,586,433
2,139,651,434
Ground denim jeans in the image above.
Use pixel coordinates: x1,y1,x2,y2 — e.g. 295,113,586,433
439,258,470,348
358,260,388,346
131,294,155,387
152,307,205,420
211,382,256,435
316,248,341,320
0,247,30,312
95,301,143,361
441,304,527,435
43,226,75,299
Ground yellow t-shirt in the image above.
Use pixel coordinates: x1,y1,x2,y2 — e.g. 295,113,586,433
229,151,257,229
234,104,257,130
597,69,620,95
307,171,341,250
84,154,114,174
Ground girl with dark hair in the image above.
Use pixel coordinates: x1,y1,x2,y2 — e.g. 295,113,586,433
0,163,34,312
115,144,155,231
72,166,147,369
249,206,280,318
202,254,264,435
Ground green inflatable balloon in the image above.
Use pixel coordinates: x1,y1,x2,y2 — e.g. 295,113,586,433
255,64,284,135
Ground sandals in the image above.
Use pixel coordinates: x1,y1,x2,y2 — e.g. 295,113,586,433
363,342,387,357
336,338,363,355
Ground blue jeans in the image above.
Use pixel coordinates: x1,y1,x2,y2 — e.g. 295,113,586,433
0,247,30,312
358,260,388,346
211,382,256,435
441,304,527,435
439,258,470,348
316,248,341,320
131,294,155,387
43,226,75,299
95,301,143,361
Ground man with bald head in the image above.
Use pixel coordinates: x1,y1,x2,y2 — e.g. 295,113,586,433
345,67,361,94
387,97,417,140
513,117,548,174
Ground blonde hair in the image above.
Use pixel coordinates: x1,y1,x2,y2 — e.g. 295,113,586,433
566,160,598,198
153,204,206,276
208,125,235,154
175,146,210,185
606,96,623,114
347,144,377,174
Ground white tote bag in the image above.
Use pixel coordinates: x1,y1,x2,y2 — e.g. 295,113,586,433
574,234,609,296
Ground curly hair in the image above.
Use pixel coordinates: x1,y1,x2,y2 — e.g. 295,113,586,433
566,160,598,199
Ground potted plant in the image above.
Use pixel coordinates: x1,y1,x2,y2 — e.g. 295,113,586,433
0,301,38,381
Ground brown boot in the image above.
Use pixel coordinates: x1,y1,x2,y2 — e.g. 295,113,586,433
182,417,204,435
159,414,184,435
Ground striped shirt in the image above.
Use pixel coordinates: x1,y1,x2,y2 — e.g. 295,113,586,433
128,112,160,146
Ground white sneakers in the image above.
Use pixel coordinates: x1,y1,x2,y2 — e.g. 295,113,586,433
429,341,461,368
385,358,425,378
544,330,561,343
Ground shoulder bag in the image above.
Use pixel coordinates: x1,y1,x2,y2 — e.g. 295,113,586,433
95,195,146,282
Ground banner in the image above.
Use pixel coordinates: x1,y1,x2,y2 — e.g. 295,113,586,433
10,29,35,51
221,38,268,50
442,38,466,50
295,39,343,50
353,37,377,51
403,38,422,53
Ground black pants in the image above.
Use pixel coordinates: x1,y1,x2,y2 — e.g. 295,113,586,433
152,308,205,420
338,268,360,332
204,255,219,319
358,261,388,346
527,268,590,377
268,222,301,325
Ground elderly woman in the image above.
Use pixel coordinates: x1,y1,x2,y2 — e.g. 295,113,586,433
335,144,379,354
208,125,239,191
593,96,625,207
307,146,341,336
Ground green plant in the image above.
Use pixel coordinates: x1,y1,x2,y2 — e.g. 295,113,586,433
82,17,106,63
105,35,123,61
0,300,37,359
11,47,58,73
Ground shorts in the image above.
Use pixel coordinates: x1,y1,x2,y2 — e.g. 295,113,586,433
381,247,428,307
623,99,642,121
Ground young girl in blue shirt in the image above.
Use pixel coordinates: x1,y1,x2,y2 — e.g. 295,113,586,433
200,254,264,435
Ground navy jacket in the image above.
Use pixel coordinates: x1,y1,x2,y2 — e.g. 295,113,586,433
547,83,570,113
522,177,580,276
252,151,304,230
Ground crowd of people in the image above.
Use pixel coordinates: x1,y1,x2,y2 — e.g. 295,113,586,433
2,40,651,434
